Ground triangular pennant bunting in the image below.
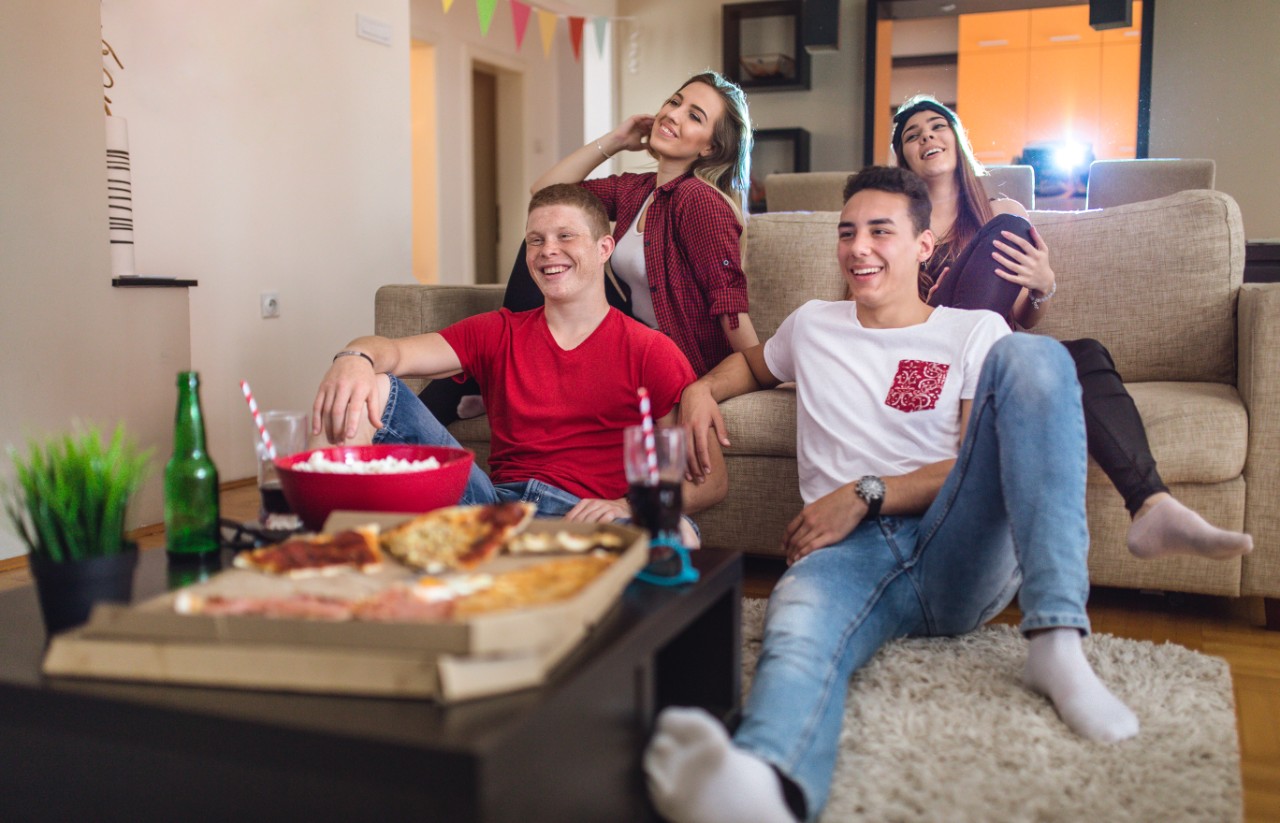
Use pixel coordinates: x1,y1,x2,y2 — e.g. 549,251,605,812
476,0,498,35
592,17,608,58
442,0,455,13
568,17,585,61
537,9,557,57
511,0,532,50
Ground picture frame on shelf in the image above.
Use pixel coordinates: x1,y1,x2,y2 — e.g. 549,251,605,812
723,1,811,92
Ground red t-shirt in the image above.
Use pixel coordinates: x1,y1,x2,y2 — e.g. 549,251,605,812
438,308,696,500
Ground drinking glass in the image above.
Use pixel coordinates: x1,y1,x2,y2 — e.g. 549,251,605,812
623,425,699,586
256,410,308,524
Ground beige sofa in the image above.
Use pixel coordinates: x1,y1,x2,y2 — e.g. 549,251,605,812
375,190,1280,619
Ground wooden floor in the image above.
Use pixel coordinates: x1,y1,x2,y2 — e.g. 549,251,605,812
3,482,1277,821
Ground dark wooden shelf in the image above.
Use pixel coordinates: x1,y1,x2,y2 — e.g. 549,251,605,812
723,1,811,92
112,277,198,287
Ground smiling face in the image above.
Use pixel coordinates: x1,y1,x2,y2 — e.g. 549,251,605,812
837,188,935,316
648,81,725,168
898,110,958,181
524,204,614,305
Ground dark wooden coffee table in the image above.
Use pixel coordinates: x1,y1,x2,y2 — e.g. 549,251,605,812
0,547,742,822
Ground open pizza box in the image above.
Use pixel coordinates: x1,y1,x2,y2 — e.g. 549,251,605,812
42,513,649,702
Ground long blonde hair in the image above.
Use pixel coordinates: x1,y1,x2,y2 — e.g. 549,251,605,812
889,95,994,287
648,71,753,223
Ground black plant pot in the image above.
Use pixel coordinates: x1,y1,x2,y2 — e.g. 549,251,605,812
28,547,138,635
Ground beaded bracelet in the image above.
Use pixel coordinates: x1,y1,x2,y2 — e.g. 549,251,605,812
333,350,376,370
1029,280,1057,310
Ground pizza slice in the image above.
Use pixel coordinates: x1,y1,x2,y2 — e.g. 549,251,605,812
380,501,536,572
232,524,383,578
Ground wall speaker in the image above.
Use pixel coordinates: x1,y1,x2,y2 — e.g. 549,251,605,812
1089,0,1133,30
802,0,840,53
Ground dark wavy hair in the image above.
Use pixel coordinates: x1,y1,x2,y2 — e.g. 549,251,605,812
842,166,932,236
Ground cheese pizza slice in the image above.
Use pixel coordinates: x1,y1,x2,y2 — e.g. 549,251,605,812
379,501,536,572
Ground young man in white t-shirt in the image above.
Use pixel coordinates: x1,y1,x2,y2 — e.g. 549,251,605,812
644,167,1139,823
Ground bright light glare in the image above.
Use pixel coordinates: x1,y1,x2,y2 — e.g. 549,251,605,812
1053,142,1088,173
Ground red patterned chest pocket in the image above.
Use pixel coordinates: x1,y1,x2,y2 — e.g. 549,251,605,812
884,360,950,413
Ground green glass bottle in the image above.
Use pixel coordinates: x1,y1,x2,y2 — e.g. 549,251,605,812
165,371,220,561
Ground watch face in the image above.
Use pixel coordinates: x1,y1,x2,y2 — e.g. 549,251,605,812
858,476,885,502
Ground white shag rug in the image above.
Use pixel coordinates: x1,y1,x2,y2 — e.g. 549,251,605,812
740,598,1242,822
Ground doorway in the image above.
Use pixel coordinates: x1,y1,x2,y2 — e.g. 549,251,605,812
471,61,524,286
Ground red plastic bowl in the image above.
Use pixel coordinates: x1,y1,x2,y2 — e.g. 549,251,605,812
274,444,474,531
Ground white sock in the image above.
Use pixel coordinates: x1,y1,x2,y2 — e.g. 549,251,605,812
644,707,797,823
1127,496,1253,560
1023,628,1139,743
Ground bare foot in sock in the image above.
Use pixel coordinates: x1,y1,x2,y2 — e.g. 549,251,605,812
1127,494,1253,560
644,707,797,823
1023,628,1139,743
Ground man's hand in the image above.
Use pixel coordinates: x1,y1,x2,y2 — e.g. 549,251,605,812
565,497,630,524
312,356,382,444
782,484,866,565
678,381,729,483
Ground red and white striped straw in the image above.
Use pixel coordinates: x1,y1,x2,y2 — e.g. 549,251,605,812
240,379,275,459
638,387,659,485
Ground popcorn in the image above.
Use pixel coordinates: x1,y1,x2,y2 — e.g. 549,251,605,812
292,452,442,474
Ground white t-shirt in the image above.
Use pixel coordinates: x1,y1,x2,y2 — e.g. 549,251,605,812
764,301,1010,504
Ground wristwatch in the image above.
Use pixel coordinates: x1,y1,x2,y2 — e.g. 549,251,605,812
855,475,886,520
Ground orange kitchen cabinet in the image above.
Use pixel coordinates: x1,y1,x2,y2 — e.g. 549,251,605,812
1097,40,1140,158
1029,4,1102,47
957,48,1029,165
1026,44,1101,149
958,9,1029,52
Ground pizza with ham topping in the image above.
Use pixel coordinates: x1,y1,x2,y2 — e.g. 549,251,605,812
380,501,536,572
232,525,383,577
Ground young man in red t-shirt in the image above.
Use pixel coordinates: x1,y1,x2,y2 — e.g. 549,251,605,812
311,184,726,536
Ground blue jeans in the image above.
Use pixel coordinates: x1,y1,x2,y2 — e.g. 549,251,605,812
734,334,1091,821
374,375,584,517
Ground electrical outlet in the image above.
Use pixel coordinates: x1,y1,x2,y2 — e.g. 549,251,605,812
260,292,280,319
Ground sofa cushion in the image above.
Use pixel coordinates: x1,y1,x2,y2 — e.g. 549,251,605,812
1127,381,1246,484
1027,190,1244,384
742,211,847,340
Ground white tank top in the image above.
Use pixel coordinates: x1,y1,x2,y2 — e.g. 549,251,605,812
612,194,658,328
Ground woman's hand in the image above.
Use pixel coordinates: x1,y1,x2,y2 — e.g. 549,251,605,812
565,497,630,524
604,114,655,155
992,226,1055,299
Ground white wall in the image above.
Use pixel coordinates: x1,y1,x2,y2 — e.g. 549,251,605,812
1147,0,1280,239
99,0,413,494
0,0,191,560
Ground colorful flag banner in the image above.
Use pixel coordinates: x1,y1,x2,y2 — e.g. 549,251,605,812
511,0,532,50
568,17,585,61
592,16,609,58
477,0,498,35
442,0,454,12
537,9,557,57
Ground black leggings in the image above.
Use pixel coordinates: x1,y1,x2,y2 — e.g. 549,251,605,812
416,242,633,424
931,214,1168,515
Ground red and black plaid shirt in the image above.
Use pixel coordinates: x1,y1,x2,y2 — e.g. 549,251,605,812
582,172,749,376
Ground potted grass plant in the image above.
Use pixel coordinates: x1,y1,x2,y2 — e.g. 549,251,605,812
4,424,151,633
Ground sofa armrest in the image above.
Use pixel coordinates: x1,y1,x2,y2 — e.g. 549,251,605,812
374,284,505,339
1238,283,1280,597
